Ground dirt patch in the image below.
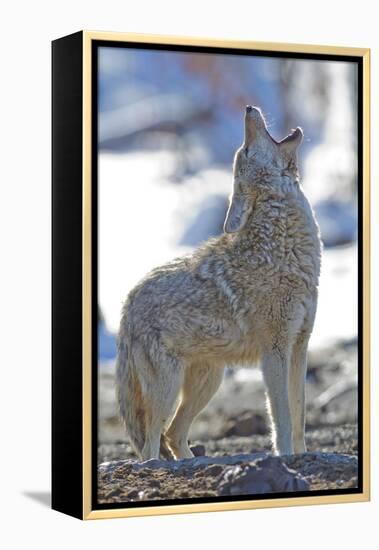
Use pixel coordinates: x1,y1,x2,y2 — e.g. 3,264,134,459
97,424,358,505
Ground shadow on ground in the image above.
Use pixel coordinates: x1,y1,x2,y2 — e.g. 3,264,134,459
23,491,51,508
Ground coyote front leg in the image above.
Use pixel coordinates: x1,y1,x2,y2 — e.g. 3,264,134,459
261,346,293,455
289,331,310,453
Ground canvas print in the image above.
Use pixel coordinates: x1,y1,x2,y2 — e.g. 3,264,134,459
96,45,361,506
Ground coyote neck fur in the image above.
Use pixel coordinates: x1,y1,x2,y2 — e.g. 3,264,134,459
229,180,321,286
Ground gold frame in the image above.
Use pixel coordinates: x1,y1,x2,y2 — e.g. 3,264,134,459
82,31,371,520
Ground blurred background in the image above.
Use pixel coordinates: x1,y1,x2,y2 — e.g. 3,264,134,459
97,46,359,462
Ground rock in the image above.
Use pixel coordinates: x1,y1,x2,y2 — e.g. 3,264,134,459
223,411,267,437
204,464,224,476
190,444,206,456
219,456,309,496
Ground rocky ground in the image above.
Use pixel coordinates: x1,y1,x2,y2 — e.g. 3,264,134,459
98,339,359,504
98,425,358,504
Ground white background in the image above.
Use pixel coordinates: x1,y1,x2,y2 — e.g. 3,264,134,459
0,1,377,548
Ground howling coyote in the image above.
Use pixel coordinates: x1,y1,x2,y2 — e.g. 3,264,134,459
116,106,321,460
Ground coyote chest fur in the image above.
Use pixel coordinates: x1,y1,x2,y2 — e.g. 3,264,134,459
117,106,321,460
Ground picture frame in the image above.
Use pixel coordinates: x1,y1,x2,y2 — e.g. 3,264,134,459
52,30,370,520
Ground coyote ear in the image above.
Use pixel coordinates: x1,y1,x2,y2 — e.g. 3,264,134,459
224,193,252,234
279,127,303,155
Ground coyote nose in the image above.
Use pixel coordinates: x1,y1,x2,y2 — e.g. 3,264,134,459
246,105,253,113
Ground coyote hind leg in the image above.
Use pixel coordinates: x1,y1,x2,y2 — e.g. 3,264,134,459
140,346,185,461
163,363,224,459
117,341,184,461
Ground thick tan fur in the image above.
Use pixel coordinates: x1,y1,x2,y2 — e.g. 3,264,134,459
116,106,321,460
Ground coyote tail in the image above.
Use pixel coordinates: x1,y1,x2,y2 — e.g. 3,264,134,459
116,337,146,456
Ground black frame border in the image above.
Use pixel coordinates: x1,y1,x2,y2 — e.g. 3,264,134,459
52,31,84,519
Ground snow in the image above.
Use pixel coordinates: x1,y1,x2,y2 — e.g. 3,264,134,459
310,243,357,350
98,151,183,336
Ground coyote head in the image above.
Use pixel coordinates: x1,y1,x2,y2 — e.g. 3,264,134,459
224,106,303,234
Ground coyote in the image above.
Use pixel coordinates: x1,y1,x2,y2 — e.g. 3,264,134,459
116,106,321,460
